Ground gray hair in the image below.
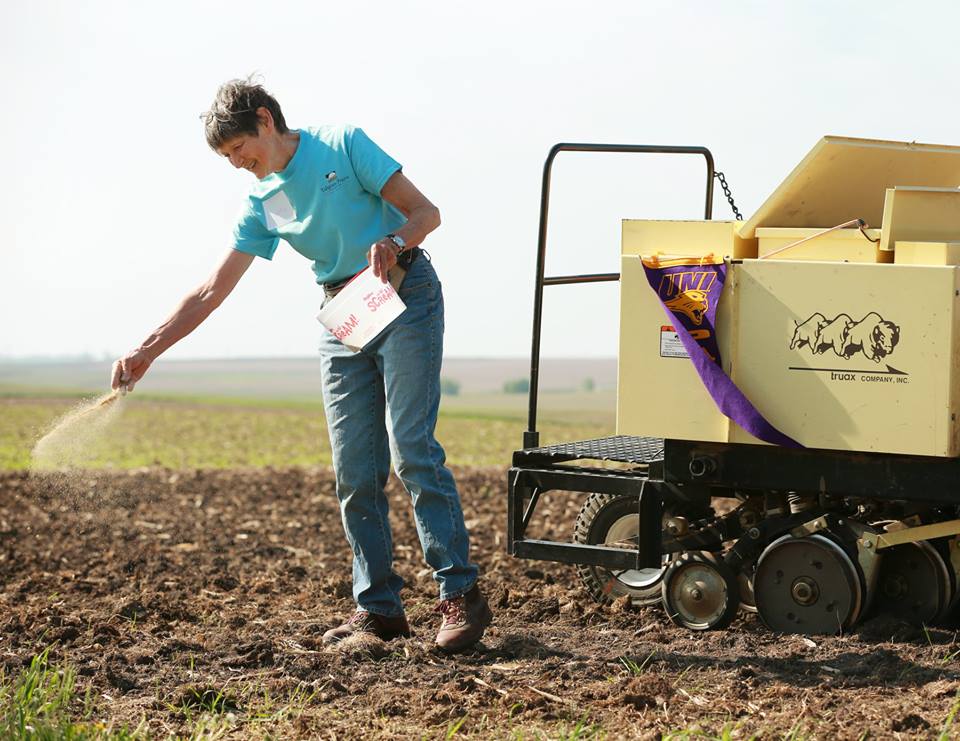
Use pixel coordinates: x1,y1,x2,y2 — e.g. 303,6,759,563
202,75,288,150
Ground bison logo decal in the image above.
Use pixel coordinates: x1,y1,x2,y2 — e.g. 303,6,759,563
665,290,709,326
790,311,900,363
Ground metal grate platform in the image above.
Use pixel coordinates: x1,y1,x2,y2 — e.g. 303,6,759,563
512,435,664,467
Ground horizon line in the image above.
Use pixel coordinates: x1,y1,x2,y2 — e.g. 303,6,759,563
0,354,619,364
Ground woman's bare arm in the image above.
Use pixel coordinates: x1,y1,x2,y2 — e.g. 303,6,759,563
111,249,255,390
368,171,441,281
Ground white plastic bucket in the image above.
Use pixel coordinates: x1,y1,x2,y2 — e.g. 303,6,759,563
316,268,406,351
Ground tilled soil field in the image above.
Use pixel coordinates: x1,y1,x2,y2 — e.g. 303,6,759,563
2,467,960,739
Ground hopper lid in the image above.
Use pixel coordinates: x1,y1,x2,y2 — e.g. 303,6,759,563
737,136,960,239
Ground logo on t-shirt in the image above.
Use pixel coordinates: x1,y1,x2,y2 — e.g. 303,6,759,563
321,172,352,193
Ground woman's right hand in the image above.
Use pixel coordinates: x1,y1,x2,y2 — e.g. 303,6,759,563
106,250,255,394
111,348,154,392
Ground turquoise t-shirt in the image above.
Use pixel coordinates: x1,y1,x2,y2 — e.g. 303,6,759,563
231,125,405,284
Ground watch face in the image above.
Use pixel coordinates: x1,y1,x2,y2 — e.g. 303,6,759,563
389,234,406,249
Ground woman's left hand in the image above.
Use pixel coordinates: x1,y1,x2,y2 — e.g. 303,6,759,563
367,238,399,283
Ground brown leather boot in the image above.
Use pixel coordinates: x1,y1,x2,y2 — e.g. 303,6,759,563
322,610,411,644
435,584,493,653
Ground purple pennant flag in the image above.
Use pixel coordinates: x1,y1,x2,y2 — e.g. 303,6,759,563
641,255,801,448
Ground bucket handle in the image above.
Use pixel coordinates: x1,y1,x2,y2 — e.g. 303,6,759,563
760,218,880,259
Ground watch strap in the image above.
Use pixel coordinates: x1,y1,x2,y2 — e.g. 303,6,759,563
386,233,406,252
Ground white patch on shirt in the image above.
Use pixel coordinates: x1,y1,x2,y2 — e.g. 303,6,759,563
263,190,296,230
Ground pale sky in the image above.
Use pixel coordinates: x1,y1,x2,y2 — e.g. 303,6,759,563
4,0,959,361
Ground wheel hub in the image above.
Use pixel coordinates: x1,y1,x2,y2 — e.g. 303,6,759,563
791,577,819,606
882,574,908,600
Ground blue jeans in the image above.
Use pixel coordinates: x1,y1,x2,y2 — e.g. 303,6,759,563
318,256,479,617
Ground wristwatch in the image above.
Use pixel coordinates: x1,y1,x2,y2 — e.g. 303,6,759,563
386,233,406,253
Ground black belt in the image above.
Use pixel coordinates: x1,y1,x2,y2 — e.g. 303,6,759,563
323,247,421,298
396,245,421,270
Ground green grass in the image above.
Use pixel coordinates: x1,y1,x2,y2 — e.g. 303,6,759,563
0,648,148,740
0,390,614,470
0,651,282,740
939,692,960,740
553,716,606,740
618,651,656,676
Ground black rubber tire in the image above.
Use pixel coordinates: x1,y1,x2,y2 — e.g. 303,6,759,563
574,492,668,607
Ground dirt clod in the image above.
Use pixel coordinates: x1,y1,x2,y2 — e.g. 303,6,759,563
330,632,393,661
891,713,931,732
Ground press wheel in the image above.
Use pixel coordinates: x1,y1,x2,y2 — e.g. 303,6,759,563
933,538,960,618
661,552,740,631
877,541,950,624
754,534,864,635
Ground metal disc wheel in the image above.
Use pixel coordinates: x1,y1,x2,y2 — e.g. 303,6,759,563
661,552,740,631
754,534,864,635
877,541,951,624
574,492,668,606
933,538,960,618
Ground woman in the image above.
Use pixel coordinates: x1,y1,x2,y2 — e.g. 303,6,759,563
111,78,491,652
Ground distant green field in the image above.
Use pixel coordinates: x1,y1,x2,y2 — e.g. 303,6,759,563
0,389,615,470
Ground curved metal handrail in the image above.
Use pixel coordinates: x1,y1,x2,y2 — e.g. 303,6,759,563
524,143,716,448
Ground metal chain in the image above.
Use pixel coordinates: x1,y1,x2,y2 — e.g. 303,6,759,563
714,171,743,221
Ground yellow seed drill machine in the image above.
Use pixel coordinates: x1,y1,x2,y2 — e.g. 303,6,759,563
507,136,960,634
